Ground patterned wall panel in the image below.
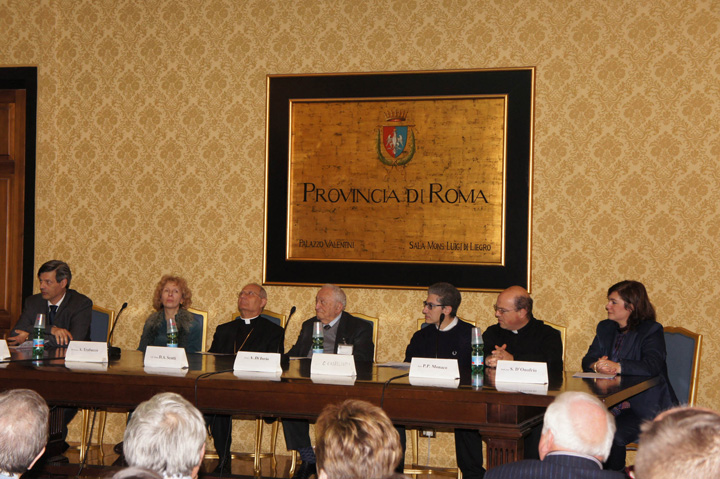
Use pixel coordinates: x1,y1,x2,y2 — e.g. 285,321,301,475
2,0,719,467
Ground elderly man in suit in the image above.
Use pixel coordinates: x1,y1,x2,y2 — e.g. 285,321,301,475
0,389,49,479
284,284,374,479
485,391,625,479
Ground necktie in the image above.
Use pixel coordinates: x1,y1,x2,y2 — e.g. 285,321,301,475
49,305,58,325
323,324,331,330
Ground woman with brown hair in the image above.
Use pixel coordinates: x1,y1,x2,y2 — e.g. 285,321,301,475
138,275,202,353
582,280,677,471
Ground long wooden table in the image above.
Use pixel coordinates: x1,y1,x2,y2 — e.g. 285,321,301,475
0,349,658,468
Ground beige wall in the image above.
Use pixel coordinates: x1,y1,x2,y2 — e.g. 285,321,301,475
2,0,719,467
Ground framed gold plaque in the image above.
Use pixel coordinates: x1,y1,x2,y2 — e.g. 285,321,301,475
264,68,534,291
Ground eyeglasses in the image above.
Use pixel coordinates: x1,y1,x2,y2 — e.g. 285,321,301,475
493,305,517,314
238,290,260,298
423,301,445,310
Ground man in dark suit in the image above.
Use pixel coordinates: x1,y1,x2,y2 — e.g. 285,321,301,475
485,391,626,479
9,259,92,347
206,282,283,473
284,284,374,479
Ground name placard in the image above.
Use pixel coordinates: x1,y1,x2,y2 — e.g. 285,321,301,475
494,381,549,395
144,346,189,369
311,374,357,386
495,360,548,384
0,340,10,360
233,352,282,373
65,361,109,372
233,370,282,381
408,376,460,389
409,357,460,380
65,341,108,363
310,353,356,377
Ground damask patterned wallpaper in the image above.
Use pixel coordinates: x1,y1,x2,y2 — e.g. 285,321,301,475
2,0,719,467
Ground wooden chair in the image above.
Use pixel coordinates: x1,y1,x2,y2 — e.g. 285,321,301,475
627,326,702,453
206,309,286,474
77,305,115,462
405,318,476,479
186,307,209,352
543,320,566,367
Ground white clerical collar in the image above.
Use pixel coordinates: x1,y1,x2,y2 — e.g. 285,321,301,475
546,451,603,468
240,314,260,325
438,316,458,332
0,471,21,479
48,292,66,308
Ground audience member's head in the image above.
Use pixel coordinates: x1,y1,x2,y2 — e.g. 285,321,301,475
0,389,49,475
315,399,402,479
540,391,616,462
634,406,720,479
123,392,206,479
111,467,164,479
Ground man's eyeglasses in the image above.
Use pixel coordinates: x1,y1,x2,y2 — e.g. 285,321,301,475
423,301,445,310
493,305,517,314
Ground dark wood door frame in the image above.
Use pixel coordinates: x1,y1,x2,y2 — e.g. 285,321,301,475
0,67,37,333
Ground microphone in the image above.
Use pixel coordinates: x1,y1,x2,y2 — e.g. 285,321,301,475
107,302,128,360
435,313,445,358
278,306,297,354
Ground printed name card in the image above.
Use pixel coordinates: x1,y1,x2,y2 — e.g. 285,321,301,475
233,370,283,381
408,376,460,389
310,353,356,377
233,351,282,373
64,341,108,363
494,381,549,395
0,340,10,360
495,360,548,384
409,357,460,380
144,346,189,369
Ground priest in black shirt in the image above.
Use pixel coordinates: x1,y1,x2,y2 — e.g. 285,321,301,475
206,283,283,473
483,285,563,374
403,282,485,479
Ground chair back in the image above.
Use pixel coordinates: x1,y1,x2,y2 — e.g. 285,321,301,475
544,320,566,366
664,326,702,405
90,305,115,342
349,312,378,362
186,307,209,352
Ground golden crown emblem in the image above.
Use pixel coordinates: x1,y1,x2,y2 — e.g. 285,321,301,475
384,110,408,122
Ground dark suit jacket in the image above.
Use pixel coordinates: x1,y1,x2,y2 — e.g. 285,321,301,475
484,453,626,479
287,311,374,362
209,315,284,354
582,319,677,419
13,289,93,347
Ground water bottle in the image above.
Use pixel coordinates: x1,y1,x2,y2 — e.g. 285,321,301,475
471,327,484,376
312,321,324,354
33,314,46,358
167,317,178,347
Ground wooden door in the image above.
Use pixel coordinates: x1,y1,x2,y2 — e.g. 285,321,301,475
0,89,26,337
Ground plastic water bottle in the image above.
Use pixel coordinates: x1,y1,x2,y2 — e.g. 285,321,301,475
167,318,178,347
471,327,484,376
33,314,46,357
312,321,324,354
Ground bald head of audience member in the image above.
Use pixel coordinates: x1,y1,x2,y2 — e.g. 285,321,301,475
0,389,49,475
634,407,720,479
315,399,402,479
539,392,616,462
123,392,207,479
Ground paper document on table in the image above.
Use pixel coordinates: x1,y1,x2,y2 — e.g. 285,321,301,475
573,372,616,379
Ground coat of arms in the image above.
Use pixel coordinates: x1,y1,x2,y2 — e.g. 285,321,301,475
376,110,415,166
